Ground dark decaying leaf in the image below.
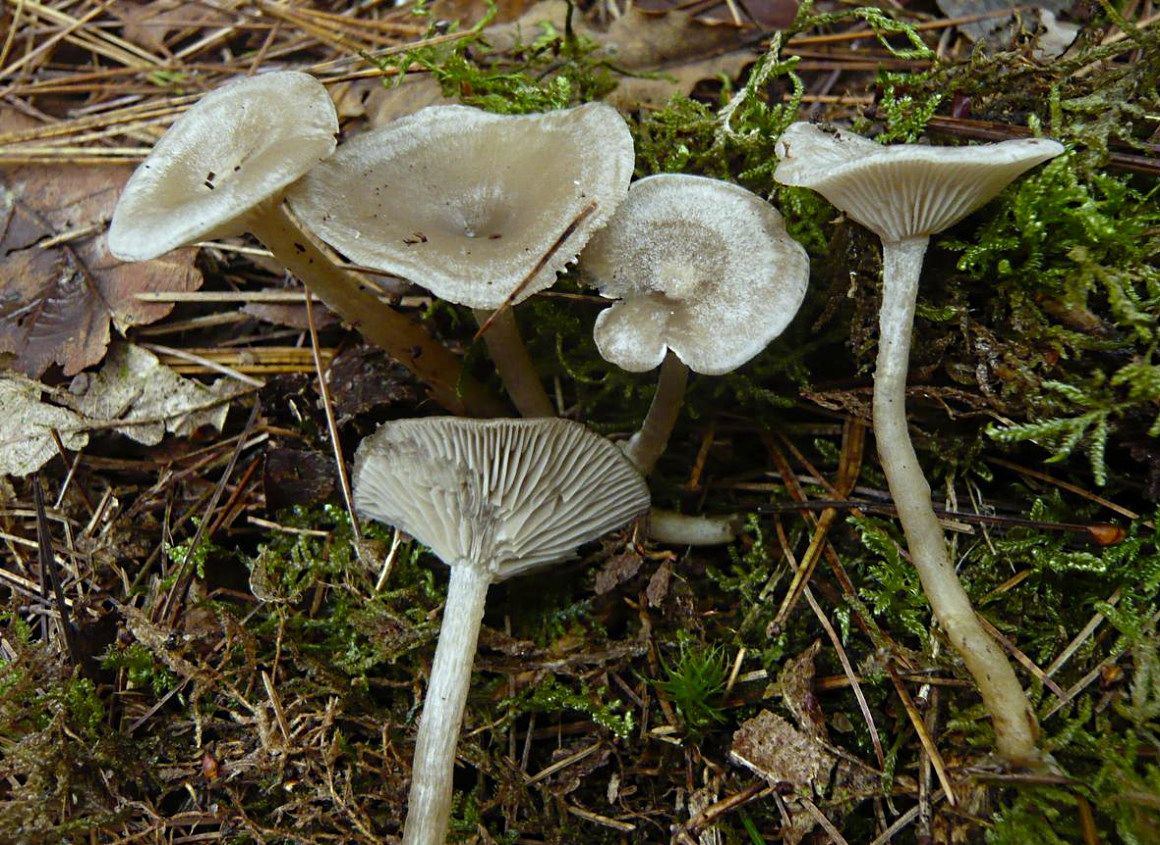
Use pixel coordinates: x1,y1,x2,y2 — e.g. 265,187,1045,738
0,166,201,377
326,344,419,424
594,549,644,594
263,448,338,512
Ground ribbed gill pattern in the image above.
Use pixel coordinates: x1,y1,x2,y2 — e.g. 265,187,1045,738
352,417,650,579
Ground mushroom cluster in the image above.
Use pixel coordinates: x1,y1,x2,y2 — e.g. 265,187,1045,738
107,71,504,417
288,102,634,418
106,69,1069,841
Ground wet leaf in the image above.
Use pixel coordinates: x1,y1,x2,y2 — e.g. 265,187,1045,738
0,166,201,377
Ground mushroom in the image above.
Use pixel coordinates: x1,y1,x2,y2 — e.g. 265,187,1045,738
774,121,1063,764
580,173,810,474
287,103,635,418
107,71,503,417
353,417,649,845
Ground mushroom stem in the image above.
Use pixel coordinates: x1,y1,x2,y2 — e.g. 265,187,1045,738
249,204,507,418
402,563,492,845
648,508,743,545
625,352,690,474
473,308,555,417
876,236,1040,764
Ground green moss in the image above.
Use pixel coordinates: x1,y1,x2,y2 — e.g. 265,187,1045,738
655,634,729,737
512,676,634,738
372,0,615,114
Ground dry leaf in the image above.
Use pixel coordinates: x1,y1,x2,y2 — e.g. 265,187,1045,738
600,8,750,68
0,376,88,477
109,0,236,53
488,3,749,69
696,0,798,28
62,343,235,445
645,558,672,606
608,50,755,109
0,166,202,377
594,548,644,594
730,709,835,795
427,0,539,25
934,0,1071,48
777,639,828,738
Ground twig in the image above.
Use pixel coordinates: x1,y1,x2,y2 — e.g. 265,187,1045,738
304,289,363,555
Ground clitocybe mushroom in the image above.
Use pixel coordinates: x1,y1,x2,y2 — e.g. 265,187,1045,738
774,121,1063,764
581,173,810,474
288,103,635,418
107,71,503,417
353,417,649,845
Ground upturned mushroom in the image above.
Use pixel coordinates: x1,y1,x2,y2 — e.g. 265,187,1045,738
581,173,810,474
353,417,649,845
107,71,503,417
774,121,1063,764
287,103,635,418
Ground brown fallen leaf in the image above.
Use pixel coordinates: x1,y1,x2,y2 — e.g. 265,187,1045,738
486,3,756,108
934,0,1071,49
0,165,202,377
697,0,799,28
606,49,755,109
600,7,752,68
427,0,540,25
594,548,644,594
730,709,835,794
108,0,236,53
776,639,828,738
262,448,338,513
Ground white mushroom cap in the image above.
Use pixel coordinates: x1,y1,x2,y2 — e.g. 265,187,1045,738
581,174,810,375
286,103,635,309
108,71,338,261
773,122,1064,244
352,417,649,580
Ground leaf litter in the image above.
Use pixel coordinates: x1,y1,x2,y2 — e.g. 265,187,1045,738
0,165,201,377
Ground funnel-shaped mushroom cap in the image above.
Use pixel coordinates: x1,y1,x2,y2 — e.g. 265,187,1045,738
287,103,634,309
352,417,649,580
582,174,809,375
773,122,1064,243
108,72,338,261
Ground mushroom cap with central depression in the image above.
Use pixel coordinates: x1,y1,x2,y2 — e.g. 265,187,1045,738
773,122,1065,243
287,103,634,309
352,417,650,580
582,173,810,375
108,71,338,261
